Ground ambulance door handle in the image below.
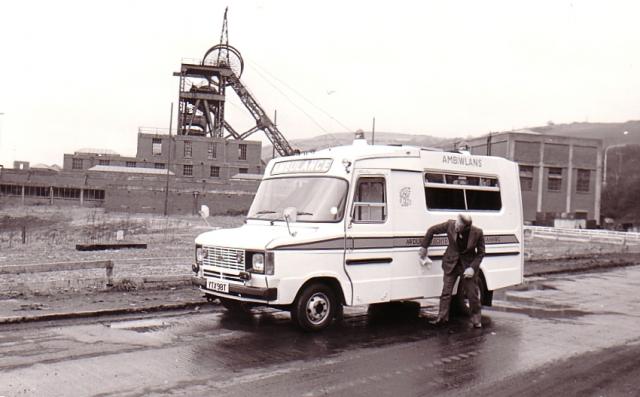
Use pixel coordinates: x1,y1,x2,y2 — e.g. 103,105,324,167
346,236,355,252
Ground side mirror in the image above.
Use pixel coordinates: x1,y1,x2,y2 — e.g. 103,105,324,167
199,205,210,219
198,205,211,227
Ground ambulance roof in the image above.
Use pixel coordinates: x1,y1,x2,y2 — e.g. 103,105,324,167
300,139,437,162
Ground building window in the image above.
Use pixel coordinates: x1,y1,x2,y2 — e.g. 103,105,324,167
208,143,216,159
52,187,81,200
239,168,248,174
25,186,48,197
85,189,105,201
0,184,23,196
98,159,110,166
547,167,562,191
183,164,193,176
184,141,192,158
519,165,534,191
126,161,136,168
72,158,83,170
577,169,591,193
154,163,165,169
152,138,162,155
239,144,247,160
210,166,220,177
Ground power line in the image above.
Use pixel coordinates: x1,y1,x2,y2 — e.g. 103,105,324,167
247,64,329,134
247,59,352,132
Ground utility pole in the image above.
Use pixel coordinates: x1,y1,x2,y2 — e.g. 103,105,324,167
371,117,376,145
273,110,277,159
0,113,4,167
163,103,174,216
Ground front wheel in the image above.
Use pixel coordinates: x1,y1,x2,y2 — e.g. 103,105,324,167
291,283,336,332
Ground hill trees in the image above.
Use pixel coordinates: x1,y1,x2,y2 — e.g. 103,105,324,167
601,144,640,224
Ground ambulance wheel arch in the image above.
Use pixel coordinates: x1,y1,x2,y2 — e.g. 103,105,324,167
290,277,346,331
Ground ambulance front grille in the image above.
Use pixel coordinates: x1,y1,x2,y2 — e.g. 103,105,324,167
202,246,246,272
203,269,244,283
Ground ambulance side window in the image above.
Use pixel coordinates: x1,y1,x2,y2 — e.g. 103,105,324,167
424,172,502,211
353,177,387,223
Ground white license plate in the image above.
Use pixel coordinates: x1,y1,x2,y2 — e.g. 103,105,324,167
206,279,229,293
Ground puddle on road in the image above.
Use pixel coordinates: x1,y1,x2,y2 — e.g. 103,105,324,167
492,305,593,319
495,278,602,319
107,318,174,333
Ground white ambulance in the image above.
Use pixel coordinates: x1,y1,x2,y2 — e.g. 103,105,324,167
192,138,524,331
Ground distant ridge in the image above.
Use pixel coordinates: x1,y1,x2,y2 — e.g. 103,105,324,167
529,120,640,146
262,120,640,160
262,132,458,160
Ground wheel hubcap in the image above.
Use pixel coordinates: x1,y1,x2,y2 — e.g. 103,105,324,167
306,292,330,325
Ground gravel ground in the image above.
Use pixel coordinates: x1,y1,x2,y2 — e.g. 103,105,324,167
0,205,637,297
0,206,244,296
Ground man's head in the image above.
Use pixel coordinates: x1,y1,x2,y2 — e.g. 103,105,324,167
454,213,472,233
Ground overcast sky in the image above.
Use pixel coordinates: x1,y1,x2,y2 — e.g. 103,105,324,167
1,0,639,165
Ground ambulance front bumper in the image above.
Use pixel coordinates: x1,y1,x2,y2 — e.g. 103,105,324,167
191,276,278,301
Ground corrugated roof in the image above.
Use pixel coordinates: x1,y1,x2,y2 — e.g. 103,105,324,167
231,173,263,181
88,165,175,175
75,148,120,156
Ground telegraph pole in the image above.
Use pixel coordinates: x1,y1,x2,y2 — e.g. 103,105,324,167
163,103,174,216
371,117,376,145
0,113,5,167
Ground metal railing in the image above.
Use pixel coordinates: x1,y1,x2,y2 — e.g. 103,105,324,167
524,226,640,246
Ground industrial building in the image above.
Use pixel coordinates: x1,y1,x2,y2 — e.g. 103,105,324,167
0,129,263,215
0,14,295,216
459,130,603,227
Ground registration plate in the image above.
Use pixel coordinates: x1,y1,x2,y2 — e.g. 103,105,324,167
206,279,229,293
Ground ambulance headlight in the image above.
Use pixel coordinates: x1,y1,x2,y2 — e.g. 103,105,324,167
248,251,274,275
252,253,265,273
195,245,207,264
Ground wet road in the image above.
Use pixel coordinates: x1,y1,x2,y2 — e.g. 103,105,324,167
1,266,639,397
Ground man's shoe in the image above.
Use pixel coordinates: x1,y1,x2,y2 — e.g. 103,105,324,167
429,318,448,326
472,322,482,329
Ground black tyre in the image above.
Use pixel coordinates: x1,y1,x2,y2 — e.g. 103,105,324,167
291,283,336,332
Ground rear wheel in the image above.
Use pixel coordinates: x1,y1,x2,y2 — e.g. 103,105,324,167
291,283,336,332
451,275,487,317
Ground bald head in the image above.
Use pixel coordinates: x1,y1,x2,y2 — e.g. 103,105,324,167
455,214,472,232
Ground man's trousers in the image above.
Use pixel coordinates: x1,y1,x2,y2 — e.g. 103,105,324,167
437,265,482,325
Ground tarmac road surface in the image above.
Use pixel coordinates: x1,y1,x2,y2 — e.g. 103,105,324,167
1,265,639,397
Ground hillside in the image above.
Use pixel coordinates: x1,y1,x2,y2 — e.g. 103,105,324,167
262,132,458,160
530,120,640,146
262,120,640,160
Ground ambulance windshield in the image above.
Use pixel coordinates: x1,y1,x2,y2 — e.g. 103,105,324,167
248,177,348,222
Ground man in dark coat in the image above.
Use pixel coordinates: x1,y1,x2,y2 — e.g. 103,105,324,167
419,214,485,328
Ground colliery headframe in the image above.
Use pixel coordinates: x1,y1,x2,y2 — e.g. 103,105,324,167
0,8,299,216
175,8,296,157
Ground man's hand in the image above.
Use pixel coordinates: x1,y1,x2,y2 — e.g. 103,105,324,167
463,267,475,278
418,248,432,267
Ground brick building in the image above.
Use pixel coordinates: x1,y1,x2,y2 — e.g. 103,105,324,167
0,130,263,215
460,131,602,226
64,129,262,179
